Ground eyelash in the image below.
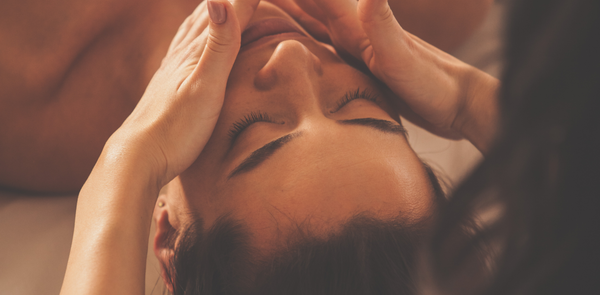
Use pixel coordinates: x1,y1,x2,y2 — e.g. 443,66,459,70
228,111,274,141
333,88,379,113
228,88,379,142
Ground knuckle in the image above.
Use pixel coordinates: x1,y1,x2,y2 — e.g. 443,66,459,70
378,7,396,24
206,33,240,53
360,4,395,25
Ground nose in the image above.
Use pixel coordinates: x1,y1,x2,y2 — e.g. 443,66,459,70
254,40,323,90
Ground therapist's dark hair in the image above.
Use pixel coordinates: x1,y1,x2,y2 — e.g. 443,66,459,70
424,0,600,295
161,164,447,295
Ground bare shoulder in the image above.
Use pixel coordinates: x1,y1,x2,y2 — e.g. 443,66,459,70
0,0,198,193
0,0,141,96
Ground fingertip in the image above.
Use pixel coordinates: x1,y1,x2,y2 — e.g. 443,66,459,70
231,0,260,30
206,0,241,41
188,0,241,92
208,0,228,24
357,0,405,42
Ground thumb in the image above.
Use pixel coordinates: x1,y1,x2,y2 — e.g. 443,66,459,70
357,0,410,62
230,0,260,33
189,0,241,95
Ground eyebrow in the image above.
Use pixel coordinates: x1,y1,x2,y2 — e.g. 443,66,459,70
227,118,405,179
228,132,303,179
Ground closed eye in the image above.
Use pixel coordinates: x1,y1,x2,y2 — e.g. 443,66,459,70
228,88,380,144
332,88,380,113
228,111,275,143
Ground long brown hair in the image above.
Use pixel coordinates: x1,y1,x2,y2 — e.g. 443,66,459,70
426,1,600,294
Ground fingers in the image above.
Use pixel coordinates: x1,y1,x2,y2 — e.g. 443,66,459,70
357,0,409,63
231,0,260,30
296,0,368,60
293,0,327,24
168,1,209,53
182,0,240,113
200,0,241,75
265,0,330,43
168,0,259,56
314,0,357,21
182,0,259,59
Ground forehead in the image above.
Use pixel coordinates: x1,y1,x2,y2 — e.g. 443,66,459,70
179,125,435,237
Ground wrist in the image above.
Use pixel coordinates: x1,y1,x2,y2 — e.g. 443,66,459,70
453,67,500,154
100,129,167,191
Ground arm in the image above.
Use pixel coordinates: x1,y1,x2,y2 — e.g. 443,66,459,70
59,150,158,295
454,69,500,154
293,0,500,154
59,1,257,294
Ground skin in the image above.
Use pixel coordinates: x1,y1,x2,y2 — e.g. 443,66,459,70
59,0,500,294
386,0,494,51
0,0,493,193
290,0,500,150
60,2,253,294
0,0,200,193
153,2,433,259
267,0,494,51
151,3,436,289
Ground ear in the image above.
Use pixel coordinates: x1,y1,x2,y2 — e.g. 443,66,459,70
153,195,177,293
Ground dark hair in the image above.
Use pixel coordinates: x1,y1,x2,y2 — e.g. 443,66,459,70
163,164,446,295
165,214,430,295
425,0,600,295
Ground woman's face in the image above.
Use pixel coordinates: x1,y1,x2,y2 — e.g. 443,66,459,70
165,2,435,247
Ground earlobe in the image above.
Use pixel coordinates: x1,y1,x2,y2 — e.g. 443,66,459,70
153,197,177,292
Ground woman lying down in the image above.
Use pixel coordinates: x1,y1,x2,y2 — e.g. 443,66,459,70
60,1,499,294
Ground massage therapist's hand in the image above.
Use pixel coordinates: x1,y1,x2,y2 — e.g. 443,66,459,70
60,2,259,295
293,0,499,152
263,0,331,42
103,0,251,188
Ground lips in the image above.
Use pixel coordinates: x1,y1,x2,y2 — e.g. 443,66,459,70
241,18,306,47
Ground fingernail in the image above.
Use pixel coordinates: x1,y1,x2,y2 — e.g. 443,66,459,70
208,0,227,24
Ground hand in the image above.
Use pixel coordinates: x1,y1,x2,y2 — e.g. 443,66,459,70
103,0,259,188
292,0,499,145
61,3,264,295
264,0,331,43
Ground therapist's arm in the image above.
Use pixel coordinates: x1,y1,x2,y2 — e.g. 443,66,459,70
59,1,255,294
452,69,500,154
59,149,159,295
291,0,500,154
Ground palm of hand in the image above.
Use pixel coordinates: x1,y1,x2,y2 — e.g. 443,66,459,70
291,0,468,139
108,0,258,186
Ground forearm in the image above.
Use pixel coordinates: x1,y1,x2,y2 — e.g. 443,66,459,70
60,142,160,295
60,2,246,293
